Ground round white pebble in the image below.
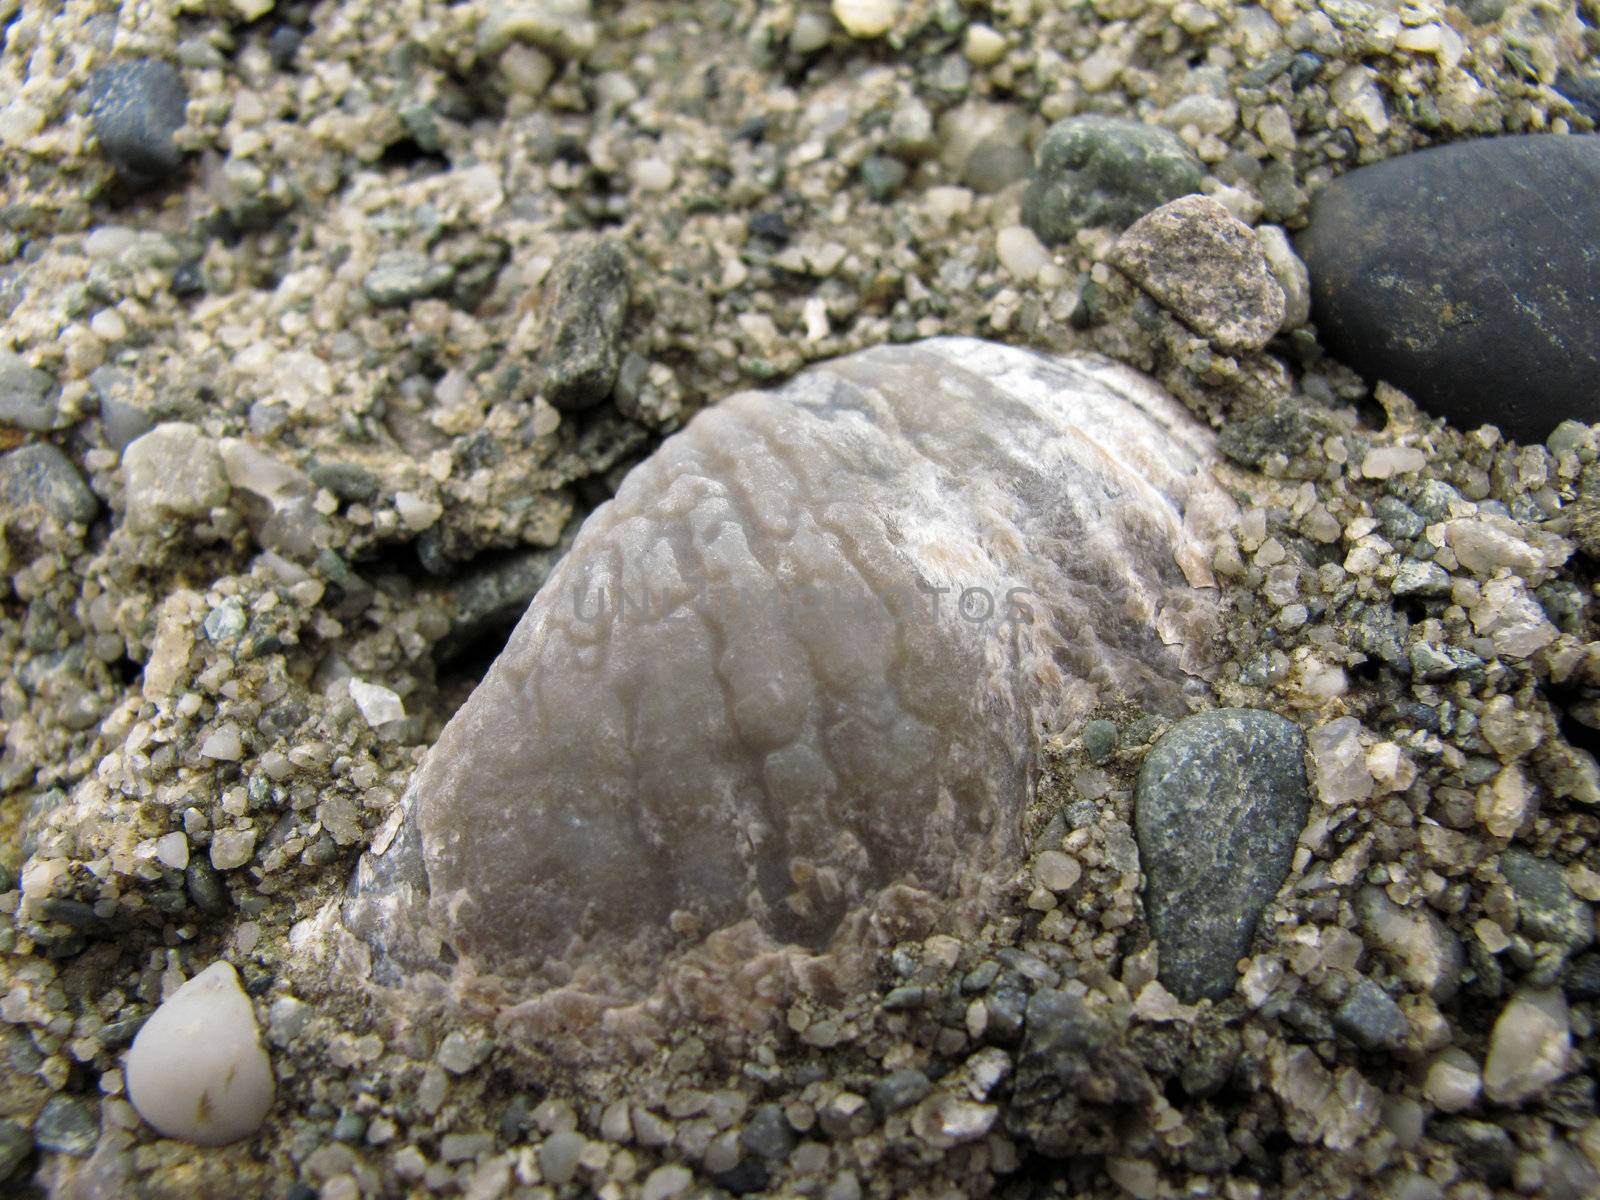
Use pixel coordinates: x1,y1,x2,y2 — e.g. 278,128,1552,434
631,157,675,192
832,0,898,38
996,225,1051,282
125,961,275,1146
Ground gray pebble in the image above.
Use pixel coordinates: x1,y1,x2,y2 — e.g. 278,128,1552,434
540,1129,585,1184
1411,479,1463,524
1373,496,1425,541
739,1103,797,1161
185,858,229,914
1452,0,1506,24
880,985,926,1011
1333,977,1410,1052
37,899,101,931
0,444,100,527
540,236,630,411
1432,1118,1515,1186
33,1095,97,1157
362,251,455,308
331,1112,368,1143
308,461,378,502
1109,195,1285,353
1565,952,1600,1000
1012,989,1151,1156
1500,847,1594,950
87,59,188,182
1079,719,1119,763
0,1119,30,1180
1134,708,1312,1002
870,1069,931,1116
859,154,908,201
0,352,58,432
1021,115,1203,245
1390,560,1451,599
90,367,154,452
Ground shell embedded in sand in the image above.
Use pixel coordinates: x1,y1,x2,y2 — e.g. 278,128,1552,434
343,337,1235,1015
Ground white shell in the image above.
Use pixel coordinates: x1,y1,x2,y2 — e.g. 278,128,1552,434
346,338,1235,1007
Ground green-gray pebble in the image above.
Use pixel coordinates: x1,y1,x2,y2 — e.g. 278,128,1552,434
1134,708,1312,1002
1021,115,1204,245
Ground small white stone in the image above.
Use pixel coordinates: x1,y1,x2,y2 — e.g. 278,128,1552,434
1309,717,1373,807
631,157,674,192
155,832,189,871
1423,1048,1481,1113
962,24,1006,65
1483,988,1570,1105
1255,225,1309,329
996,225,1051,282
348,678,406,728
123,424,230,530
393,490,443,531
125,962,274,1146
1394,23,1443,54
1106,1157,1161,1199
1478,765,1532,839
1471,577,1558,659
499,43,554,95
1360,446,1426,479
832,0,898,38
639,1164,693,1200
200,725,244,762
789,10,833,53
210,828,257,871
90,310,128,342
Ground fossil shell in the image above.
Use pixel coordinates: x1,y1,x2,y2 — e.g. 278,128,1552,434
344,337,1235,1008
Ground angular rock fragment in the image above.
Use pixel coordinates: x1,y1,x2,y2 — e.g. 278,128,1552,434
1482,987,1571,1105
1355,885,1464,1002
1499,847,1595,950
0,444,99,528
540,235,630,411
345,338,1235,1019
1109,195,1286,353
121,422,229,532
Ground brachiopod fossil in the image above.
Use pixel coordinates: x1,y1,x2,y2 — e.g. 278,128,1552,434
344,337,1235,1028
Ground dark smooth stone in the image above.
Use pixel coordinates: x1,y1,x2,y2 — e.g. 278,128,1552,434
1296,134,1600,443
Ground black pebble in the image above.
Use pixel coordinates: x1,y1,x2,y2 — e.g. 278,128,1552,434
748,211,791,245
267,27,304,71
87,59,188,184
1296,134,1600,443
185,858,230,913
1287,51,1323,90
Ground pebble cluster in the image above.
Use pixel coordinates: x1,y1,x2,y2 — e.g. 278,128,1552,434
1,0,1598,1196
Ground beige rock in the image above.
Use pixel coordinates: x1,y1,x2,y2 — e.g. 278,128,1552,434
1483,988,1570,1105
